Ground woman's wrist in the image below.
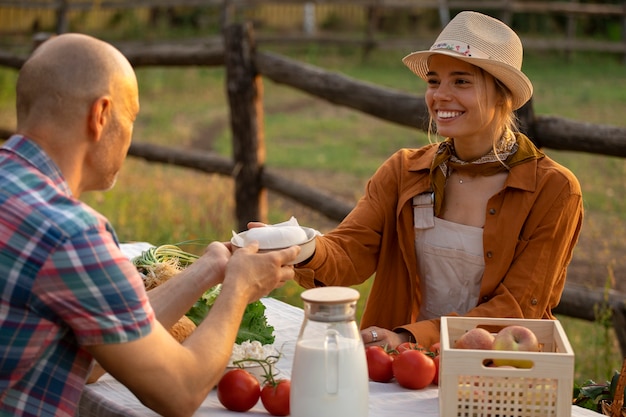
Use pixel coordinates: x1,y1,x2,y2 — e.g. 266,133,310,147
393,329,413,344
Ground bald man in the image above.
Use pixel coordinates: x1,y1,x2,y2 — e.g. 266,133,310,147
0,33,299,417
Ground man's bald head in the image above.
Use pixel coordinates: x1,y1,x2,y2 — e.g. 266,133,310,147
14,33,140,196
16,33,137,131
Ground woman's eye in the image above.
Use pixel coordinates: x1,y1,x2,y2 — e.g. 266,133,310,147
427,78,439,86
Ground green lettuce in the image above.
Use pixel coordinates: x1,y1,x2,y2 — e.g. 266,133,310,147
185,284,275,345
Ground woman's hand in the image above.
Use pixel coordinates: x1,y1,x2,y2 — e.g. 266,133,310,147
361,326,411,349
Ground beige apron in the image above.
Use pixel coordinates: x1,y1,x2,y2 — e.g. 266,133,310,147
413,193,484,321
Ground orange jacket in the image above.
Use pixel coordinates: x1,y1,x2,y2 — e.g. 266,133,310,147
295,135,583,348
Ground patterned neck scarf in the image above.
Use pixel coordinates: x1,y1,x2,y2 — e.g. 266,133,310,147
430,130,545,216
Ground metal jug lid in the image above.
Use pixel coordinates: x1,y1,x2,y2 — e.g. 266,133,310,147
301,287,359,322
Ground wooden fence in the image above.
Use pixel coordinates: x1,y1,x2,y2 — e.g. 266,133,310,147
0,23,625,357
1,0,626,61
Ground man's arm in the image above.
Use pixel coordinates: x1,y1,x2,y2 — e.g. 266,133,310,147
144,242,230,330
85,243,299,417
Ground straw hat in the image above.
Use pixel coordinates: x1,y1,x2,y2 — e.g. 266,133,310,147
402,11,533,110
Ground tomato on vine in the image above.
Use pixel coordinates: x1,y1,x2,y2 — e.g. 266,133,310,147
217,368,260,412
233,352,290,416
261,379,290,416
392,349,436,390
365,345,394,383
431,354,440,385
396,341,424,354
428,342,441,385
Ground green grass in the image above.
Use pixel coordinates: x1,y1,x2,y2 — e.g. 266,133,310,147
1,43,624,385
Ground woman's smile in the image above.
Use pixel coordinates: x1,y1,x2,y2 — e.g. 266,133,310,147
436,110,464,120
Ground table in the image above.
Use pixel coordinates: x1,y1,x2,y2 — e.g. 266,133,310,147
78,243,603,417
78,298,604,417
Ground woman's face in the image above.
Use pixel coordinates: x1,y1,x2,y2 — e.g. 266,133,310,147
425,54,502,149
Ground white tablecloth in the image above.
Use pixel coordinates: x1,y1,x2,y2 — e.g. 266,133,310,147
78,297,603,417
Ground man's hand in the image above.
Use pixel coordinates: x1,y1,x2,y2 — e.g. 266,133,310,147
223,242,300,305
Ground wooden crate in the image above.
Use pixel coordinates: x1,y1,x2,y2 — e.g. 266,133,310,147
440,316,575,417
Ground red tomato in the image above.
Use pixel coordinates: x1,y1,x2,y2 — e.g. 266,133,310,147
432,354,440,385
428,342,441,385
365,346,394,383
261,379,290,416
217,369,261,412
392,349,436,390
396,341,423,354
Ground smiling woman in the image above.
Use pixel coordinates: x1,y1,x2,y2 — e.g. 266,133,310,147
291,11,584,357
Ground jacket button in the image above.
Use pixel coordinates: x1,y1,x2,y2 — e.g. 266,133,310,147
482,296,489,302
531,298,538,305
486,251,493,258
489,208,496,215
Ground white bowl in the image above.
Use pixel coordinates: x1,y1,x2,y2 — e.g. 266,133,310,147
231,226,316,265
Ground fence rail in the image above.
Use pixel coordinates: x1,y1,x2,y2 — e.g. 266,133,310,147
1,0,626,60
2,0,624,14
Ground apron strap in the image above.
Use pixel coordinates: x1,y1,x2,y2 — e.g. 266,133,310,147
413,192,435,229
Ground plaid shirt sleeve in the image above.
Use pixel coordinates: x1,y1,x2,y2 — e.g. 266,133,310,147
34,226,155,346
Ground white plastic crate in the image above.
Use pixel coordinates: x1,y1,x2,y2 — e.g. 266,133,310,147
440,316,575,417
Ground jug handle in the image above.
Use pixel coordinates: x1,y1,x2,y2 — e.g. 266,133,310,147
324,329,339,395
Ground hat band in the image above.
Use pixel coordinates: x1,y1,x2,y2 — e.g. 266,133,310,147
429,40,489,60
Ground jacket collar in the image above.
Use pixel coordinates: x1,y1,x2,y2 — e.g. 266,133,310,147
405,139,541,193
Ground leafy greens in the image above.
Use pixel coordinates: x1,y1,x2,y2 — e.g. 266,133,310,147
186,284,275,345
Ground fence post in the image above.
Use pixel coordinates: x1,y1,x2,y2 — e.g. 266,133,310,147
303,2,316,36
362,5,379,61
220,0,235,33
500,0,513,26
55,0,68,34
565,0,580,62
437,0,450,26
622,1,626,65
224,22,267,232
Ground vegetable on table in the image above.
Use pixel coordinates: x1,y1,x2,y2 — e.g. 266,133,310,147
230,353,289,416
131,242,275,345
365,345,394,383
187,284,275,345
132,243,199,290
261,378,290,416
392,348,436,390
573,365,626,413
217,368,261,412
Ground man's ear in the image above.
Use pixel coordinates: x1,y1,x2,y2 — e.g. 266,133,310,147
88,96,112,142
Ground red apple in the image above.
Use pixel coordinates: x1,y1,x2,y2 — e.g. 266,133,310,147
454,327,495,350
491,325,540,368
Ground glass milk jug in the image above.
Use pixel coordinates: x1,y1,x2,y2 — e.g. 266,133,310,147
290,287,369,417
